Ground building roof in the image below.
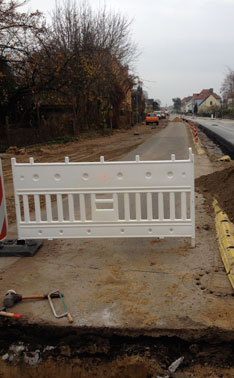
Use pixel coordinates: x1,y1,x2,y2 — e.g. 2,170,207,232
199,93,221,106
193,89,221,102
181,96,192,106
192,93,200,103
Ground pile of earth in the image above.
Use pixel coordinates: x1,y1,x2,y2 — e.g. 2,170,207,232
171,117,181,122
195,163,234,223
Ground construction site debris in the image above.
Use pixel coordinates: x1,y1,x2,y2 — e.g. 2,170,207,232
23,351,41,366
168,356,184,373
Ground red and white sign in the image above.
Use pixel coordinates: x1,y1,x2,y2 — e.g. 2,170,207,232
0,159,7,241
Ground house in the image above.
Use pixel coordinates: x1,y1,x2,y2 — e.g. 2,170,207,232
192,88,221,114
198,93,221,114
184,96,193,113
181,98,186,113
193,88,213,109
181,96,192,113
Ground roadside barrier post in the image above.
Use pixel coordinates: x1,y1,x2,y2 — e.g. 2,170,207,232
0,158,42,257
0,159,8,241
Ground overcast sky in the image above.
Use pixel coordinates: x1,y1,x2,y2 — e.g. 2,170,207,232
22,0,234,106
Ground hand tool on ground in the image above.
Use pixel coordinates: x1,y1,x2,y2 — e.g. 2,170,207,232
0,304,22,319
0,310,22,319
3,289,63,309
48,290,73,323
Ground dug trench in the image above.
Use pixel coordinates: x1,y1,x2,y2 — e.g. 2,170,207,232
1,120,234,377
1,323,234,377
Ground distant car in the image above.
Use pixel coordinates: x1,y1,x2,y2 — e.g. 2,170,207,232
155,111,162,119
145,113,159,125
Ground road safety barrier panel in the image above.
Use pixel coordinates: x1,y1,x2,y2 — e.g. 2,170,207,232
11,149,195,245
0,159,8,241
184,119,205,155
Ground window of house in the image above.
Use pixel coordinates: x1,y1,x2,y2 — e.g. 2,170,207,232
210,101,213,105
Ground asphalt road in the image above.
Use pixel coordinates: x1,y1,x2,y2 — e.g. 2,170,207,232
124,120,190,161
186,116,234,157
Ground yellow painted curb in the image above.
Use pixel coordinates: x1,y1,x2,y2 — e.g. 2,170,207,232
193,138,205,155
213,199,234,289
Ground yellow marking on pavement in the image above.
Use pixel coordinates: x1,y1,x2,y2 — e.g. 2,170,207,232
213,199,234,290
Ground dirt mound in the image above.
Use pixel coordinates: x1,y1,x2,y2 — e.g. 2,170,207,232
171,117,181,122
196,164,234,223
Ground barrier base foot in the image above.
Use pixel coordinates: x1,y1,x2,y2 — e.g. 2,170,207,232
0,239,43,257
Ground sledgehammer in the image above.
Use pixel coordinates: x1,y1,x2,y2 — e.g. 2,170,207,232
0,311,22,319
3,290,63,309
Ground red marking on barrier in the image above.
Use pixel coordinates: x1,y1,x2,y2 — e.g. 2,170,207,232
0,218,6,240
0,174,3,204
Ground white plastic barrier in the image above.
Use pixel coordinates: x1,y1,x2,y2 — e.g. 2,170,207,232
0,159,8,241
11,149,195,245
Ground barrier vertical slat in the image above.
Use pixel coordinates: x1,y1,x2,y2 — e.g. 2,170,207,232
91,193,96,221
34,195,41,222
181,192,187,220
170,192,175,220
158,192,164,220
124,193,130,221
23,195,30,222
68,194,75,222
147,192,153,220
45,194,52,222
57,194,63,222
189,147,196,246
136,192,141,220
80,193,86,221
113,193,119,220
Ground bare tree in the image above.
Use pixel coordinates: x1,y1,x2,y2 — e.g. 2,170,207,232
0,0,46,68
0,0,48,126
0,0,137,134
221,67,234,101
49,0,137,131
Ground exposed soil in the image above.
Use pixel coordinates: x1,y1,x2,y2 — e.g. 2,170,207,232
191,119,234,223
1,327,234,378
1,120,234,377
196,164,234,223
